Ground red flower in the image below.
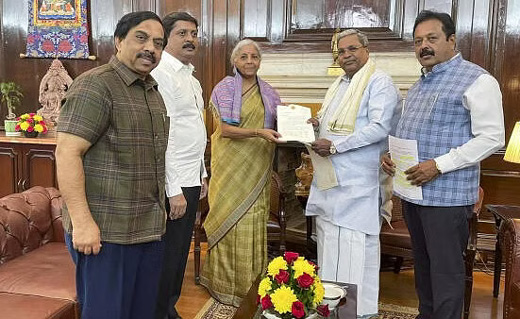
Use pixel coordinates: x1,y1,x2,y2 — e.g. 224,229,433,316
27,126,34,132
274,269,290,284
29,113,35,117
256,294,261,305
15,124,20,131
317,304,330,317
284,251,299,263
261,295,273,310
291,301,305,318
297,273,314,288
40,121,46,125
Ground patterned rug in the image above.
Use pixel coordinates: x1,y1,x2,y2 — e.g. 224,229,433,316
195,298,418,319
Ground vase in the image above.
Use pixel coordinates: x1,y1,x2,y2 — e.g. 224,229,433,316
4,119,20,137
262,310,319,319
23,130,39,138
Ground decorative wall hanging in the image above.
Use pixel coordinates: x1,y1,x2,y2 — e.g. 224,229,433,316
24,0,95,60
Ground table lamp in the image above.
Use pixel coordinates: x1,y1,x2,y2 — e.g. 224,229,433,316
504,121,520,163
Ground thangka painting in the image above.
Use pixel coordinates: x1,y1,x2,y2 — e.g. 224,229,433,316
25,0,90,59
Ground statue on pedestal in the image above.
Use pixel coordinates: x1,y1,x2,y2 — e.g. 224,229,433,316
37,59,73,127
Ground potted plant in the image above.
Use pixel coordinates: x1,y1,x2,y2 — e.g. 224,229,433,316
258,252,330,319
1,81,24,136
15,113,48,138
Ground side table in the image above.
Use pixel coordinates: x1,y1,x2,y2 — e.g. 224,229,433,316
485,204,520,297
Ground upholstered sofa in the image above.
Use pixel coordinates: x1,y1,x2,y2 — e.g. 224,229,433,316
501,217,520,319
0,187,77,319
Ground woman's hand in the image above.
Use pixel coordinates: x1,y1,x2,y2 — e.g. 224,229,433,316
258,128,283,143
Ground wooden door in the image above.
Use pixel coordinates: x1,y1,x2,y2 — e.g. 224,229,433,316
21,144,57,191
0,143,21,197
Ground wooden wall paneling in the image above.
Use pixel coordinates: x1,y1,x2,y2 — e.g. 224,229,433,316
423,0,453,13
402,0,420,39
242,0,270,40
0,145,20,197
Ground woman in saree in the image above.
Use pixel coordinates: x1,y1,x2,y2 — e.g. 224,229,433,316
200,39,283,306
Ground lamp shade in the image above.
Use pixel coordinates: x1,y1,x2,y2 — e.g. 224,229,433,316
504,121,520,163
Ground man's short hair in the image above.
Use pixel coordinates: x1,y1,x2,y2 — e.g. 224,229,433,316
337,29,369,47
162,12,199,39
413,10,455,40
114,11,167,48
230,39,262,65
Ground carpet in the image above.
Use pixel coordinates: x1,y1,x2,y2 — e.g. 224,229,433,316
195,298,418,319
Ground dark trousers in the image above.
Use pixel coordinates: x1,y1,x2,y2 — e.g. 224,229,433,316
402,201,472,319
65,233,164,319
155,186,201,319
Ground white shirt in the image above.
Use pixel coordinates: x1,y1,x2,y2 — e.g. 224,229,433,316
306,70,401,235
432,73,505,173
151,52,207,197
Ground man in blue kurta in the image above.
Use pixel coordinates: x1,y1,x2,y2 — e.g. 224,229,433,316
382,11,504,319
306,29,401,318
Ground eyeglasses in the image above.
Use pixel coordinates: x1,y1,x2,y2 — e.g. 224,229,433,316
338,46,366,55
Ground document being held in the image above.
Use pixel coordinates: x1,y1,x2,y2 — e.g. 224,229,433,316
277,104,315,144
388,135,423,200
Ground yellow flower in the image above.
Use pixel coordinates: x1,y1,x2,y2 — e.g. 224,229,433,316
34,124,44,133
258,277,272,297
20,121,30,131
271,286,297,314
21,114,30,119
313,277,325,305
293,257,315,278
34,115,44,122
267,256,288,277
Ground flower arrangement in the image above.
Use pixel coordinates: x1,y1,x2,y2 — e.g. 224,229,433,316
258,252,330,318
15,113,48,135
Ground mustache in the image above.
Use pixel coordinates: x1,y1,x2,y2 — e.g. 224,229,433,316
182,42,196,50
420,48,435,58
136,51,156,63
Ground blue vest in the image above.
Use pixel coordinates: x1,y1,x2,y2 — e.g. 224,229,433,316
396,54,486,206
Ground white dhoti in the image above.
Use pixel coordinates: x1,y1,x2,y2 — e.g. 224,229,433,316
316,216,380,317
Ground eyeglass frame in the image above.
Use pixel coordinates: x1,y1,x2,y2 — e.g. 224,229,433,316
338,45,367,56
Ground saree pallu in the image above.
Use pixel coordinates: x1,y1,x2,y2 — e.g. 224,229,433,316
201,85,275,306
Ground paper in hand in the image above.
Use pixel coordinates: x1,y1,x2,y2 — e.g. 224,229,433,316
277,104,316,144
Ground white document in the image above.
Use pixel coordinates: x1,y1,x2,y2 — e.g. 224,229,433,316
304,145,339,190
277,104,316,144
388,136,423,200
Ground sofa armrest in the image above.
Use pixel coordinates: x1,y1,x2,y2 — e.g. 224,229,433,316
501,218,520,319
0,186,63,264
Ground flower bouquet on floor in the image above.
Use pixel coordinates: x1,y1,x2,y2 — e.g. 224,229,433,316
15,113,48,137
258,252,330,318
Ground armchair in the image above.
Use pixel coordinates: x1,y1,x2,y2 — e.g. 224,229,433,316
193,171,288,284
500,217,520,319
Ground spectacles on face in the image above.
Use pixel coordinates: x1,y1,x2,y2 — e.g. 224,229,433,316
338,45,366,55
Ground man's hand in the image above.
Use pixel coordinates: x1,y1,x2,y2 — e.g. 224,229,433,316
381,153,395,176
168,194,187,220
307,117,319,128
405,159,441,186
258,129,284,143
200,178,208,199
72,216,101,255
311,138,332,157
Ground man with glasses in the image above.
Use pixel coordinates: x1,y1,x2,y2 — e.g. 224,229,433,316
306,29,401,318
56,11,168,319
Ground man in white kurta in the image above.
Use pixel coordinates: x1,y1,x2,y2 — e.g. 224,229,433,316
306,29,400,318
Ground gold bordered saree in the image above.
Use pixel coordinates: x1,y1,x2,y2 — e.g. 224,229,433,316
200,85,275,306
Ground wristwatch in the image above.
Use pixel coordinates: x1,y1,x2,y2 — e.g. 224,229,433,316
329,143,337,155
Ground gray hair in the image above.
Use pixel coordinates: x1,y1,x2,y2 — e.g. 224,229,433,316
230,39,262,65
337,29,369,47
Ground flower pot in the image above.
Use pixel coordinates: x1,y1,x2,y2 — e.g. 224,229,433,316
4,119,20,136
23,130,39,138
